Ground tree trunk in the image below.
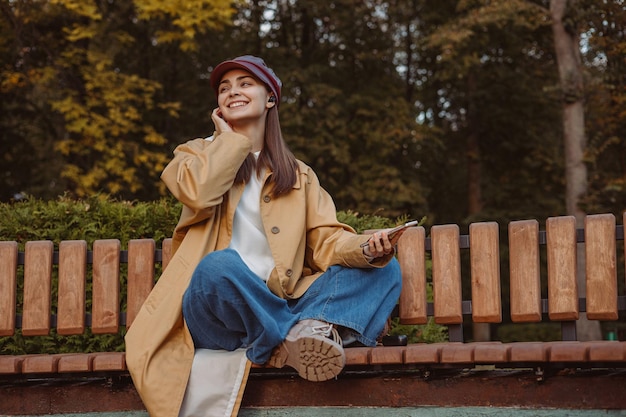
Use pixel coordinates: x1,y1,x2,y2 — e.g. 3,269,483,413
466,71,490,342
550,0,602,341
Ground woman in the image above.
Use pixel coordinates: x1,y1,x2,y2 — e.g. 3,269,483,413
126,55,403,417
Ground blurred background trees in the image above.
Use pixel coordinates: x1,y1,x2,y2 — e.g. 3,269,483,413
2,0,624,223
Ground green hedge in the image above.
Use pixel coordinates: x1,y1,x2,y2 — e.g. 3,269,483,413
0,194,181,249
0,194,411,247
0,195,444,355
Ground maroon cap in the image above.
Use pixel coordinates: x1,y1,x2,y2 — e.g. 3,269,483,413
210,55,282,104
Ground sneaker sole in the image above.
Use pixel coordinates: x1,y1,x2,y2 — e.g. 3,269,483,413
268,334,345,382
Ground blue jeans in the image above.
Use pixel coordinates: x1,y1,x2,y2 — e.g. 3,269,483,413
182,249,402,364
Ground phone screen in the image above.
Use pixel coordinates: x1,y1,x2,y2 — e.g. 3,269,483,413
360,220,419,247
386,220,419,240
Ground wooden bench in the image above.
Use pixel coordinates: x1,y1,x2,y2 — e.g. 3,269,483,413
1,213,625,414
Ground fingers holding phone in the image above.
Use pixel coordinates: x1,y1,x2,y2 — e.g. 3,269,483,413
362,230,394,258
361,220,419,258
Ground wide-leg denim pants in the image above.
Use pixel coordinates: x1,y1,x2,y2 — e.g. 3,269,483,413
182,249,402,364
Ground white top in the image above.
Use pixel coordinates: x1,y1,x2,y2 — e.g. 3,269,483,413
228,152,275,281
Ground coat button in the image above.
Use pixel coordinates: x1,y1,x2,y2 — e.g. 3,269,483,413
263,195,271,203
286,269,293,277
271,226,280,234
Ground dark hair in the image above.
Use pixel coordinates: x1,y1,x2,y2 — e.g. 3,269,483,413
234,107,298,197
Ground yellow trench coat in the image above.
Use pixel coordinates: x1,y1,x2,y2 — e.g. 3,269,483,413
125,132,391,417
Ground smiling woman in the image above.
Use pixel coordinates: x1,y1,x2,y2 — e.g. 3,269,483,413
124,55,405,417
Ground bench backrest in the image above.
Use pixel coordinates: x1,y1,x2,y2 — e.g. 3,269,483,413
0,238,172,337
398,213,625,341
0,213,623,343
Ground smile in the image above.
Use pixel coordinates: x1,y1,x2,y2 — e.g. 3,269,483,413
228,101,248,108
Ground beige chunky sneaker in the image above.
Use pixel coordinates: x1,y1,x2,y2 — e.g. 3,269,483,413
267,319,345,382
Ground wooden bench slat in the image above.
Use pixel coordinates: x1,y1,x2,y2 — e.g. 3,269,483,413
22,353,61,373
370,346,404,365
57,240,88,335
431,224,463,324
469,222,502,323
22,241,54,336
508,342,550,362
126,239,156,328
508,220,542,322
57,353,94,373
162,238,173,271
548,341,589,362
403,343,442,364
344,347,371,366
0,241,18,336
4,342,623,377
440,342,474,363
0,355,23,374
92,352,126,371
397,227,427,325
585,214,618,320
587,341,626,362
546,216,579,320
92,239,121,334
473,342,510,363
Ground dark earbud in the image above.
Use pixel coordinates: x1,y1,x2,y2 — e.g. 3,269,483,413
268,96,276,103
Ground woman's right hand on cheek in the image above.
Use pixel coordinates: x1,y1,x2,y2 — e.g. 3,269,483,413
211,108,232,133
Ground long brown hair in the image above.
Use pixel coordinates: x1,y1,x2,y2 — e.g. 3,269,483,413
234,107,299,197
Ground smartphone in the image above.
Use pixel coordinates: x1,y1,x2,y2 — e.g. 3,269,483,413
360,220,419,247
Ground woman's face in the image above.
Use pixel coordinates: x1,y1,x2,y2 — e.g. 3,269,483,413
217,69,273,125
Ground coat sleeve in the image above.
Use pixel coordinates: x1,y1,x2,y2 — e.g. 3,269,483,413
302,165,394,270
161,134,252,231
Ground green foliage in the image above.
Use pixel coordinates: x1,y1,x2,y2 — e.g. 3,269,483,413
418,0,566,225
0,194,181,247
337,210,397,233
2,0,626,223
133,0,239,51
0,0,238,201
578,0,626,218
390,318,449,344
1,329,126,356
253,0,432,218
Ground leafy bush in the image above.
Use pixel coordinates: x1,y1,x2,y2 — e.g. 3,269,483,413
0,193,181,248
390,318,448,344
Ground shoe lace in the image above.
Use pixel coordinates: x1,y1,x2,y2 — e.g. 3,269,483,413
311,323,342,346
